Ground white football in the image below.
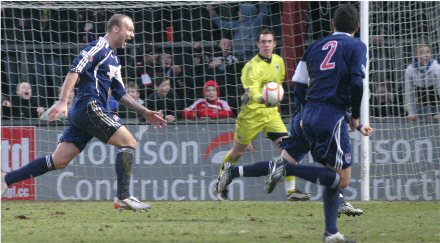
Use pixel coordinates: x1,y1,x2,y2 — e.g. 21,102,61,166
262,82,284,106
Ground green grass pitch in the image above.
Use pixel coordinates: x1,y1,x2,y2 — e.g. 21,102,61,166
1,201,439,242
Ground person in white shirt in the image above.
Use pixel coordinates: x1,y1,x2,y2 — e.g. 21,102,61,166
404,44,440,121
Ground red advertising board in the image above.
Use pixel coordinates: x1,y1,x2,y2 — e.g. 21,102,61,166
1,126,36,200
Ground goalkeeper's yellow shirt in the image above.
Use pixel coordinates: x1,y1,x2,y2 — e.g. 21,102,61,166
241,53,286,110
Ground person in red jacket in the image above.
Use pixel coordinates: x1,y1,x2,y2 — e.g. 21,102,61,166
183,80,235,119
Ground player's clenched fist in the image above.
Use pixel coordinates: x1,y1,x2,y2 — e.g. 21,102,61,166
358,125,374,136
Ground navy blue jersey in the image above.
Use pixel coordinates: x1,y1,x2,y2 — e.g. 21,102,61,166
69,37,126,111
293,32,367,115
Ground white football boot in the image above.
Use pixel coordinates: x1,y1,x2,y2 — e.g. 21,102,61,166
324,232,356,243
216,163,233,200
338,202,364,217
264,159,285,193
114,196,151,212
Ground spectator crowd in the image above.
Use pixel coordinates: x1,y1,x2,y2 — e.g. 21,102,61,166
1,2,439,122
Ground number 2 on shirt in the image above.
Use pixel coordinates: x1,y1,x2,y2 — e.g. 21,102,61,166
320,41,338,70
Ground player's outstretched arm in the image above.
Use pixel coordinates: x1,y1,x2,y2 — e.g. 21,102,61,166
48,72,79,121
119,95,167,127
349,116,374,137
358,125,374,136
142,110,168,128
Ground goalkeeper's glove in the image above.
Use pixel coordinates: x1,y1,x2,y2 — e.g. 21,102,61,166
241,92,250,105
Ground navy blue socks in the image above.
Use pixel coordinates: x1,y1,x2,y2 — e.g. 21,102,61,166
230,160,341,192
231,161,271,179
323,187,340,235
115,146,135,200
339,190,345,204
285,163,340,189
5,155,55,186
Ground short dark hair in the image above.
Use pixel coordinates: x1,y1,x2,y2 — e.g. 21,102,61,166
333,4,359,33
106,14,131,33
257,28,276,41
126,81,139,90
154,76,170,87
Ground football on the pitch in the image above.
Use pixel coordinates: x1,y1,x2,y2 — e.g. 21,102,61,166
262,82,284,106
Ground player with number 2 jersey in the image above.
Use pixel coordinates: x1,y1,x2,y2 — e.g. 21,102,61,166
295,29,367,170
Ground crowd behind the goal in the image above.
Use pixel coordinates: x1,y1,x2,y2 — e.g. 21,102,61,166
1,2,439,122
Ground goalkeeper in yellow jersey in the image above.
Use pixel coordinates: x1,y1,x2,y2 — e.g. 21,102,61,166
214,28,310,201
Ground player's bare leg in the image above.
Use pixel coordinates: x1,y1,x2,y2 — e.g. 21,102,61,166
51,142,81,169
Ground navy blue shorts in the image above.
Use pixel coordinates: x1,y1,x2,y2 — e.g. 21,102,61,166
280,112,310,162
301,102,352,170
59,100,122,151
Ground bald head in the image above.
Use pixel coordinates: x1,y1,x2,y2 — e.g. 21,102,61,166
107,14,132,33
105,14,134,49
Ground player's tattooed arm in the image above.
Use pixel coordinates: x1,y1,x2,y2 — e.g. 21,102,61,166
119,94,167,127
119,94,147,115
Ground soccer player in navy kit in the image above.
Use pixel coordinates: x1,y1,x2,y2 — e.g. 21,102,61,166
1,14,167,211
263,4,373,242
217,102,366,217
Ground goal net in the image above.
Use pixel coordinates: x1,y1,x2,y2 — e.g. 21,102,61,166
367,1,440,201
1,1,439,201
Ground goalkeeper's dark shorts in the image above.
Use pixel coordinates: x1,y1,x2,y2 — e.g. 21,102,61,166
59,100,122,152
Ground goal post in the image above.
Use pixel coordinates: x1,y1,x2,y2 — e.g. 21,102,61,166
360,0,371,201
1,1,439,202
